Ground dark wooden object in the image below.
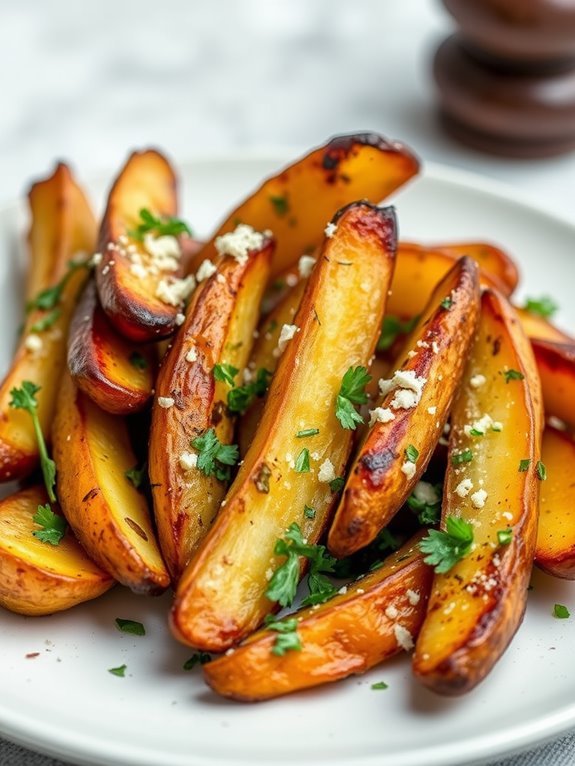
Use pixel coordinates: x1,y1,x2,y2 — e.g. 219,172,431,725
434,0,575,157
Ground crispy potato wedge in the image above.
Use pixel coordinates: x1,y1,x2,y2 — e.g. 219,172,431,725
328,257,481,558
52,373,169,594
535,426,575,578
68,280,156,414
192,133,418,278
204,532,431,701
515,309,573,345
413,288,543,695
96,149,192,342
171,202,397,651
0,164,96,482
430,241,519,296
532,340,575,430
0,486,113,616
387,244,506,320
150,237,273,581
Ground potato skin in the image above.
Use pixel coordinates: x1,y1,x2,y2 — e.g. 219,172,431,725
532,339,575,430
68,280,156,414
515,309,573,345
52,374,169,595
328,257,481,558
412,289,543,695
204,534,432,701
192,132,418,278
0,487,113,616
432,241,519,296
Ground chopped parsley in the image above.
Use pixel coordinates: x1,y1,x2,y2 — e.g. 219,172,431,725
296,428,320,439
407,484,442,526
125,462,147,490
29,308,62,333
504,369,524,383
441,297,453,310
523,296,558,319
329,477,345,493
227,368,271,415
304,505,316,519
377,315,418,352
371,681,389,690
213,363,239,387
26,259,90,314
553,604,570,619
32,504,67,545
519,459,531,472
269,194,289,217
115,618,145,636
452,449,473,466
405,444,419,464
129,351,148,371
497,528,513,545
294,448,310,473
264,616,302,656
536,461,547,481
128,208,192,240
191,428,239,482
108,664,127,677
419,516,474,574
183,652,212,670
335,366,371,430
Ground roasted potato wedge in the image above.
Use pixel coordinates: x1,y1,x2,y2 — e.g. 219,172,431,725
204,532,431,701
430,241,519,296
68,280,156,414
96,149,193,342
328,257,481,558
0,486,113,615
0,164,96,482
192,133,418,278
52,373,170,594
171,202,397,651
532,340,575,430
535,426,575,579
515,308,573,345
150,235,273,581
413,288,543,695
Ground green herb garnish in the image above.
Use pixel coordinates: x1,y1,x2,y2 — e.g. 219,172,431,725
519,459,531,472
227,368,271,415
191,428,239,482
115,618,146,636
213,363,239,387
125,462,147,490
377,315,418,352
523,296,558,319
335,366,371,430
371,681,389,690
296,428,320,439
32,504,67,545
419,516,474,574
129,351,148,371
536,461,547,481
29,308,62,333
329,477,345,493
405,444,419,464
108,664,127,677
269,195,289,217
497,528,513,545
553,603,570,619
26,259,90,314
441,297,453,310
452,449,473,466
304,505,316,519
183,652,212,670
504,369,524,383
294,448,310,473
128,208,192,240
264,616,302,656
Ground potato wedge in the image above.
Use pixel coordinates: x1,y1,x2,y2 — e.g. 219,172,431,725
96,149,193,342
0,164,96,482
52,373,169,594
515,308,572,345
535,426,575,579
0,486,113,616
328,257,481,558
171,202,397,651
149,235,273,581
204,532,431,701
387,244,504,320
192,133,418,278
68,280,156,414
532,340,575,430
430,241,519,296
413,288,543,695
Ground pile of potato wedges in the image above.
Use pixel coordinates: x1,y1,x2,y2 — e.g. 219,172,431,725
0,132,574,702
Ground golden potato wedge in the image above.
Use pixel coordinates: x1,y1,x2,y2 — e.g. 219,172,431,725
515,308,572,345
96,149,193,342
387,244,504,320
149,235,273,581
0,486,113,616
328,257,481,558
430,241,519,296
413,288,543,695
535,426,575,579
532,340,575,429
0,164,96,482
171,202,397,651
52,373,169,594
192,133,418,278
68,280,156,415
204,532,431,701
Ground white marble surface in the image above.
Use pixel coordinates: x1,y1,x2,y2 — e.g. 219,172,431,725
1,1,575,765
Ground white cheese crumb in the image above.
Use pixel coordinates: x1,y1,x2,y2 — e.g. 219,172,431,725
356,588,365,595
368,407,395,427
318,459,336,483
491,421,503,432
298,254,316,278
416,340,429,349
455,478,473,498
175,312,186,326
273,323,299,357
338,585,348,595
24,334,43,353
470,374,486,389
185,347,198,363
102,264,110,276
413,481,439,505
378,369,427,410
286,273,298,287
393,624,414,651
324,221,337,238
432,341,440,354
406,589,420,606
385,604,399,619
216,273,226,284
407,350,417,359
471,489,488,509
144,233,181,261
392,389,419,410
427,406,437,415
155,275,196,307
179,451,197,471
196,259,217,282
214,224,266,265
401,461,416,480
130,263,148,278
157,396,175,409
90,252,103,266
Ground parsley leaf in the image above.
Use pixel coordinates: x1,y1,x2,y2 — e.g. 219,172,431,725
269,195,289,217
129,351,148,371
523,296,558,319
536,461,547,481
108,664,127,677
213,363,239,387
29,308,62,333
32,504,67,545
497,528,513,545
553,603,570,619
264,616,302,656
377,315,419,352
329,477,345,493
504,369,524,383
407,483,442,526
227,368,271,415
128,208,192,241
304,505,316,519
419,515,474,573
335,366,371,430
294,448,310,473
519,459,531,472
296,428,320,438
452,449,473,466
115,618,145,636
405,444,419,463
9,382,56,502
191,428,239,482
26,259,90,314
125,461,147,490
371,681,389,690
183,652,212,670
441,297,453,310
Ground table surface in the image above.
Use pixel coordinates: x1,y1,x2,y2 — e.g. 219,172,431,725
1,1,574,765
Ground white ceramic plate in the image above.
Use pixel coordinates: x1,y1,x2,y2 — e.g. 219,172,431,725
0,156,574,766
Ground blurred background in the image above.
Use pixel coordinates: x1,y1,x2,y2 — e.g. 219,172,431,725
1,0,574,216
